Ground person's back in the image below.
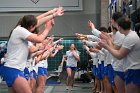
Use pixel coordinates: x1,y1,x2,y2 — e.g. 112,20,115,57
4,26,31,71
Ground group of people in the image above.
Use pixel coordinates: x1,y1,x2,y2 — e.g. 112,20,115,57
0,6,140,93
0,7,66,93
76,12,140,93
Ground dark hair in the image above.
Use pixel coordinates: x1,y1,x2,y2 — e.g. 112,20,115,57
117,16,131,30
20,15,37,29
8,15,37,39
70,43,77,50
112,12,123,22
108,26,112,33
8,17,23,39
112,25,118,31
98,27,109,33
32,27,39,34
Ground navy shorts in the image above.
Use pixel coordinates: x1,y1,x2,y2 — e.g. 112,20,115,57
101,61,105,78
1,66,25,87
92,65,96,77
104,66,108,76
125,69,140,86
107,64,115,86
24,67,31,80
66,66,77,71
115,71,125,81
97,64,102,80
0,64,3,75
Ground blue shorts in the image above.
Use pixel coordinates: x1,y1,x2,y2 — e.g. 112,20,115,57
31,70,37,80
115,71,125,81
104,66,108,76
24,67,31,80
38,67,48,76
125,69,140,86
1,66,25,87
0,64,3,75
66,66,77,71
101,61,105,78
107,64,115,86
97,64,102,80
92,65,96,77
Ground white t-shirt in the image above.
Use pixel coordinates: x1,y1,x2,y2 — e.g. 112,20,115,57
89,52,98,66
26,41,34,71
112,31,125,72
44,59,48,68
101,48,112,66
97,51,105,61
85,41,98,47
113,31,125,46
66,50,79,67
91,29,101,38
122,31,140,70
4,26,32,71
36,59,48,68
87,35,101,42
26,57,33,72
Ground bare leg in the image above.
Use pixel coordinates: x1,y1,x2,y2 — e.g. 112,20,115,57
35,74,45,93
8,87,17,93
12,75,32,93
66,68,72,87
114,75,125,93
31,77,37,93
100,80,104,93
71,70,75,87
103,77,107,93
104,76,113,93
125,82,140,93
96,79,101,92
112,85,118,93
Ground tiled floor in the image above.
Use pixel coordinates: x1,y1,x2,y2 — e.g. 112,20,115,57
46,83,93,93
0,81,93,93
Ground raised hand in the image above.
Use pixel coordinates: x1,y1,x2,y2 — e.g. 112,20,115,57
100,32,113,44
45,19,55,31
88,20,95,30
89,48,99,53
56,45,64,50
100,32,109,40
54,7,64,16
81,39,86,43
48,35,55,41
98,39,108,49
75,33,86,40
53,38,63,45
83,45,89,51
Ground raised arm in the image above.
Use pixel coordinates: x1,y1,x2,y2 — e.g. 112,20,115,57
88,20,101,37
36,8,57,20
50,45,64,57
36,7,64,27
27,19,54,43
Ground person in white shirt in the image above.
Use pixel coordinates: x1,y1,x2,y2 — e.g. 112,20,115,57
83,45,101,93
35,43,64,93
87,21,115,93
99,12,125,93
65,43,80,91
99,16,140,93
109,12,125,93
1,7,64,93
